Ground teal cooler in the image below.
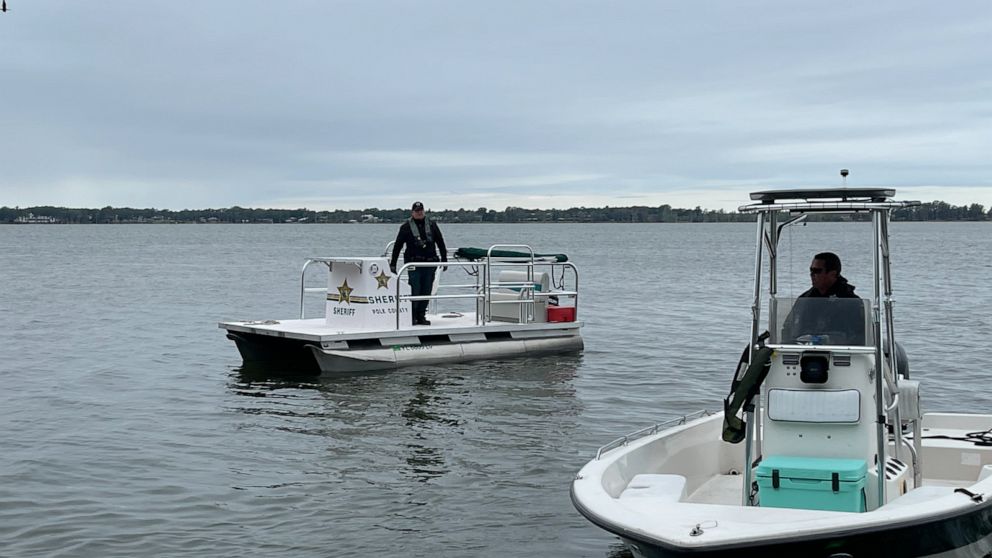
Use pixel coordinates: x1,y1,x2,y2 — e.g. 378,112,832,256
756,456,867,513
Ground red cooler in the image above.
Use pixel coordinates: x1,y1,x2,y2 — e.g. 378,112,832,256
547,306,576,322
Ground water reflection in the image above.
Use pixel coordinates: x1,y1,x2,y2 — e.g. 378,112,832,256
224,355,585,540
400,374,464,482
403,439,447,482
402,375,464,428
227,354,581,404
230,367,324,395
226,365,398,438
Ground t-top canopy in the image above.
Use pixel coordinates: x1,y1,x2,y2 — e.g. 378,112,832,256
749,188,896,203
739,188,918,213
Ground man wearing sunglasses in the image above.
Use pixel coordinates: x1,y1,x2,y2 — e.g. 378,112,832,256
781,252,864,344
801,252,858,298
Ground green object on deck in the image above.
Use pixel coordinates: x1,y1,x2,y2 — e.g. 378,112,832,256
756,456,867,513
454,247,568,262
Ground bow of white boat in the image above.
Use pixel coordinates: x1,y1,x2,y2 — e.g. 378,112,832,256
573,410,992,553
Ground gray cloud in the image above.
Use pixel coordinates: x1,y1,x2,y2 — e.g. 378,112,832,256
2,0,991,211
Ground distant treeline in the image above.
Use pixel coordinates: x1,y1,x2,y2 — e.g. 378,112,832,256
1,201,989,224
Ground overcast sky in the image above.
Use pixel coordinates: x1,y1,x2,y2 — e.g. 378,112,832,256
2,1,991,212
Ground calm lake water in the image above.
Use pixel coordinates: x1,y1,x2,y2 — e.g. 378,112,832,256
2,222,991,557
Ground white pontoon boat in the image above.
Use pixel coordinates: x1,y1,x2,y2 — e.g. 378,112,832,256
572,188,992,557
220,244,582,373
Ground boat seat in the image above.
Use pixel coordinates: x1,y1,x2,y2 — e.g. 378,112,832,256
619,474,687,503
488,271,549,323
767,388,861,423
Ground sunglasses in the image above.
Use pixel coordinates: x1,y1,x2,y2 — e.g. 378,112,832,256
809,267,826,275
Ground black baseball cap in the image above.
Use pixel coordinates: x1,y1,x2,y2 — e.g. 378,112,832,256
412,201,424,211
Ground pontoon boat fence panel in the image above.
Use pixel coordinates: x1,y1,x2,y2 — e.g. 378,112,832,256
484,245,534,323
393,260,578,328
300,257,365,319
483,251,577,324
394,261,486,328
486,264,579,318
360,244,579,328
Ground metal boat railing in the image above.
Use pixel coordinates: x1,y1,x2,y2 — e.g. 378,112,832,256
296,244,579,328
394,244,579,329
595,410,713,460
395,260,487,328
299,257,336,319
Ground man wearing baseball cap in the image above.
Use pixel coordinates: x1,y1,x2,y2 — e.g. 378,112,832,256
389,201,448,325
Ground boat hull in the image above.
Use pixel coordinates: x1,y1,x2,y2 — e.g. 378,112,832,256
226,331,323,372
226,329,583,374
576,497,992,558
308,335,584,372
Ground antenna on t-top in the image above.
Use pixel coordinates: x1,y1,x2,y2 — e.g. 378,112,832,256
840,168,849,186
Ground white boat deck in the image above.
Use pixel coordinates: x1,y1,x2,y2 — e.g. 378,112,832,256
681,424,992,507
685,474,745,505
220,311,582,343
684,473,971,508
606,415,992,513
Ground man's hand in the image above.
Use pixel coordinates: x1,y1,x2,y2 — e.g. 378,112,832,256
390,263,397,274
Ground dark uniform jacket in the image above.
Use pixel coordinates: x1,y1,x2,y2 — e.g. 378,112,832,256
799,275,858,298
390,218,447,270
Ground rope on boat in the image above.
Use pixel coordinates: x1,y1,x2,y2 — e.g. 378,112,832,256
916,428,992,446
553,265,566,291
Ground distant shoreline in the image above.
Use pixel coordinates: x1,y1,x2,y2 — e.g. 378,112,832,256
4,219,991,225
2,201,989,224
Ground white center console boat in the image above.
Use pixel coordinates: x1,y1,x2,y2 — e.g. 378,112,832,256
571,188,992,557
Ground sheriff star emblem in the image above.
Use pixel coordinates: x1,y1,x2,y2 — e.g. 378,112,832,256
337,279,354,304
374,271,391,289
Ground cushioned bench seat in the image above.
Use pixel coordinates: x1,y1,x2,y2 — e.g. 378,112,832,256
489,270,550,323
